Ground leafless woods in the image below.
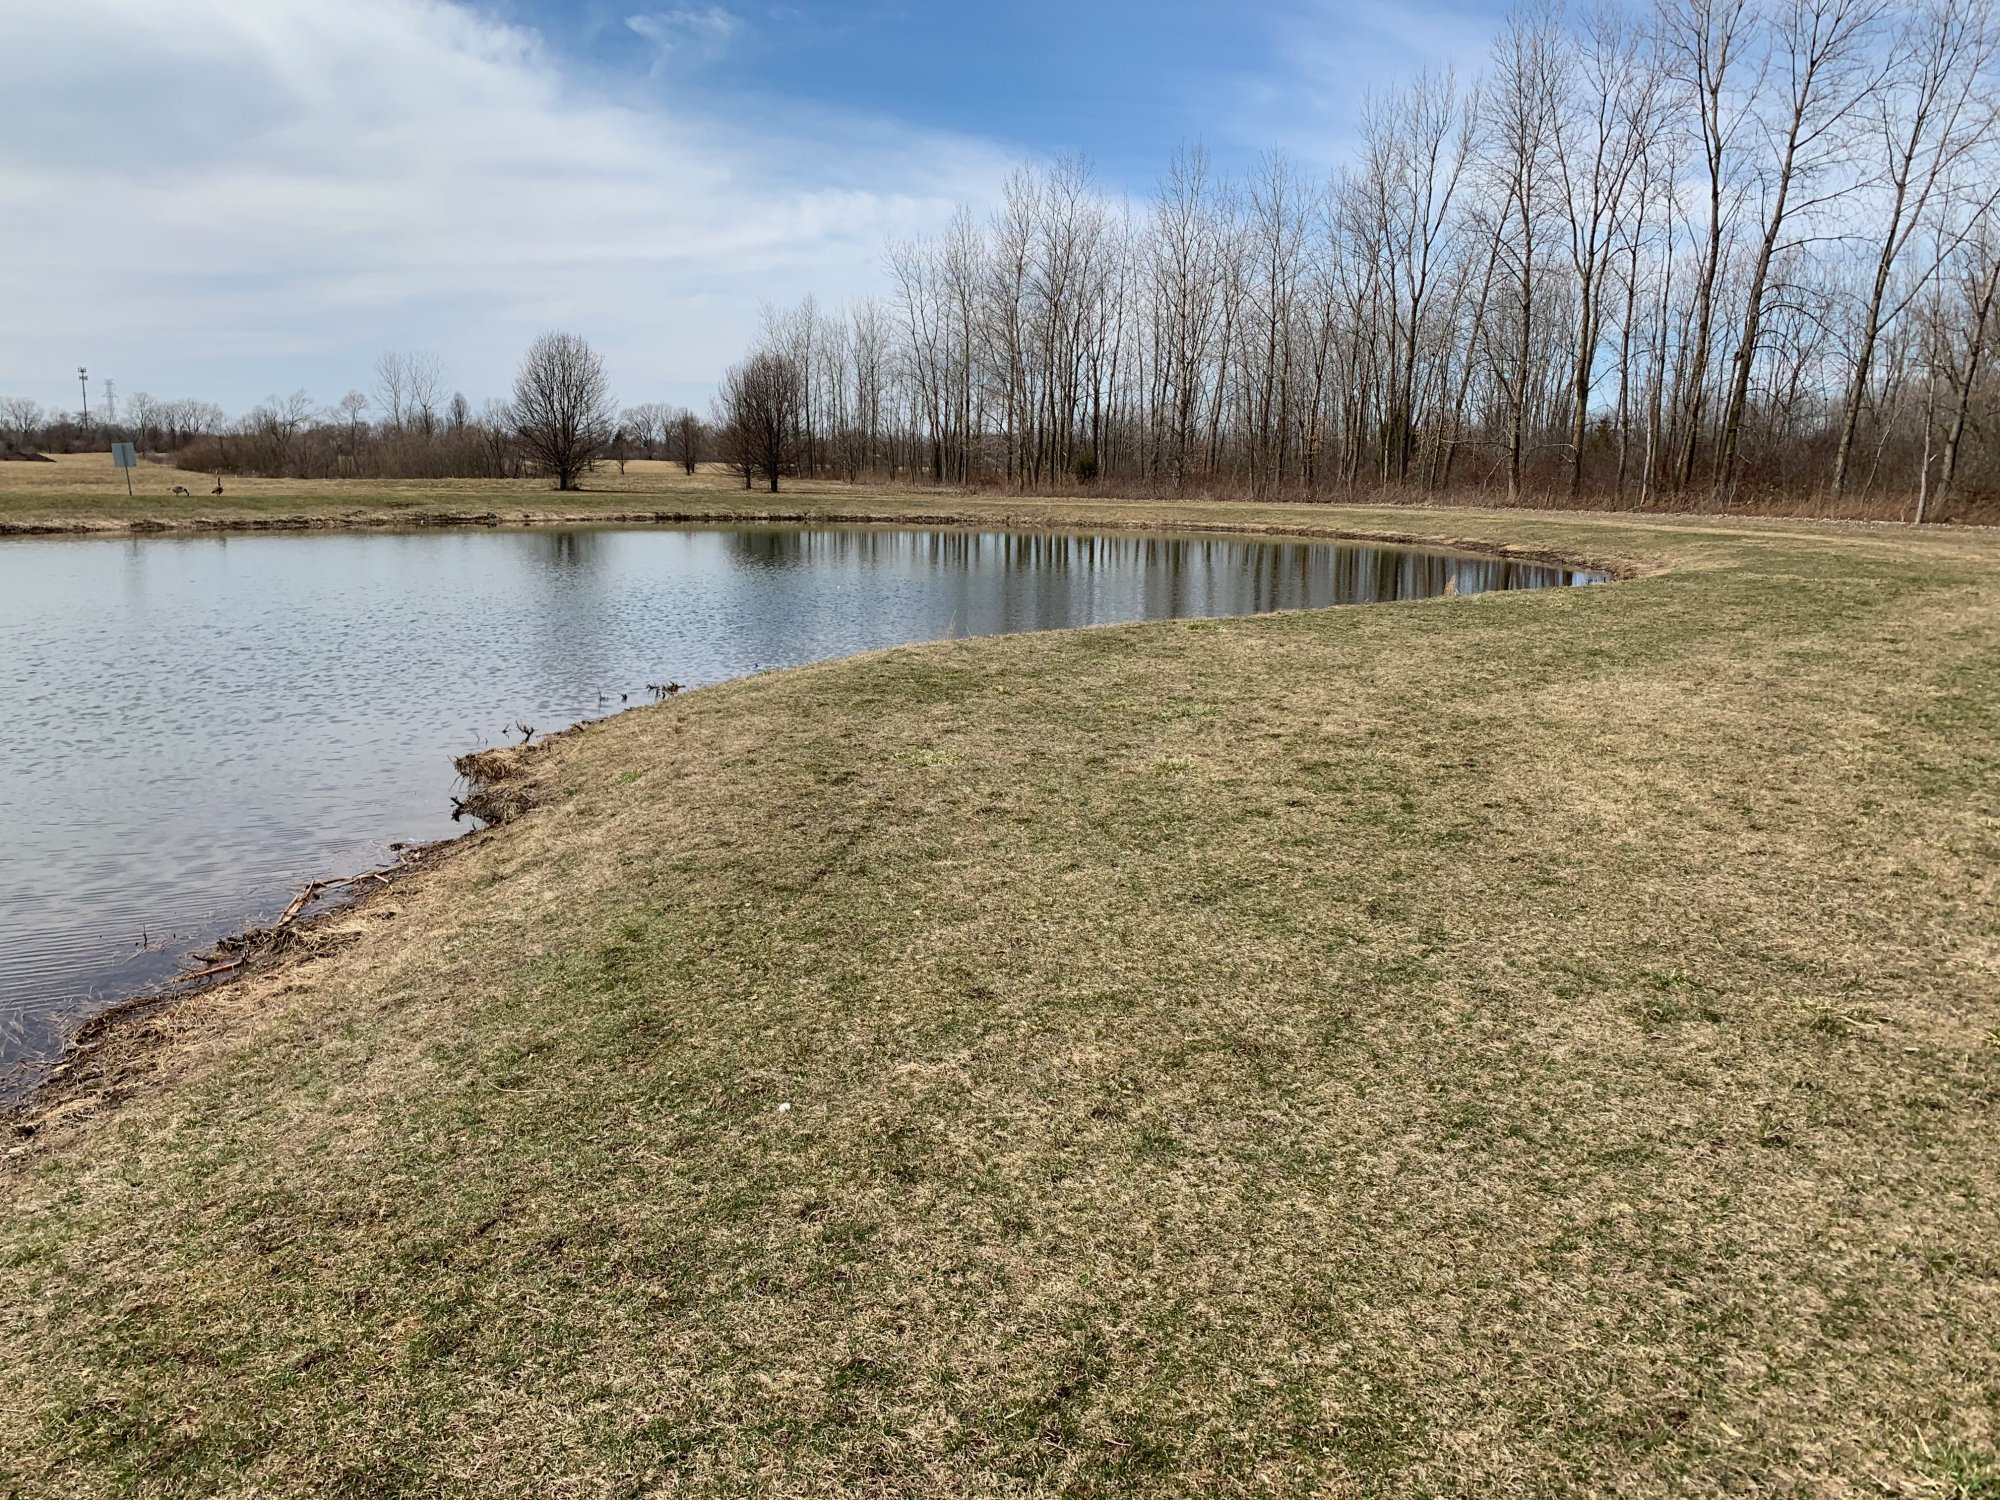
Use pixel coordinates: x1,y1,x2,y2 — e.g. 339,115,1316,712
13,0,1998,515
723,0,2000,515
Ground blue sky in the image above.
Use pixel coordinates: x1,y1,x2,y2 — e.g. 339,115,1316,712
0,0,1502,417
559,0,1337,182
542,0,1500,183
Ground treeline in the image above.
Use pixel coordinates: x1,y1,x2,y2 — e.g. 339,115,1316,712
0,350,708,483
716,0,2000,518
1,395,234,458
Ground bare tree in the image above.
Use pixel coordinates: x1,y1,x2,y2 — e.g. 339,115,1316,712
1937,232,2000,505
718,351,802,492
1831,0,1995,495
1553,10,1657,496
1357,73,1479,486
479,398,522,478
510,332,617,491
335,391,369,437
331,391,370,474
620,403,663,459
1716,0,1890,491
1483,6,1568,502
1659,0,1759,488
372,352,409,431
406,352,446,437
127,391,160,453
670,407,706,474
246,389,316,473
0,397,43,451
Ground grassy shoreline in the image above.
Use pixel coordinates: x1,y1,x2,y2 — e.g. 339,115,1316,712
4,486,1999,1496
2,450,1983,544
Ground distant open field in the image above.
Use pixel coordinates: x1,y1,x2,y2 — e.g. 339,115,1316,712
0,452,804,530
5,451,1987,533
3,493,1998,1496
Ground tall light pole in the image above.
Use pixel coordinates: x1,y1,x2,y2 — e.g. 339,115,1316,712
77,367,90,438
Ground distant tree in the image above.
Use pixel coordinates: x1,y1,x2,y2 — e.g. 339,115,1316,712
670,406,706,474
447,391,472,431
479,398,521,478
620,403,666,459
406,352,445,437
128,391,159,453
510,331,617,491
335,390,369,438
332,391,370,475
717,353,801,492
1,397,45,452
247,389,315,472
712,393,752,488
372,352,409,430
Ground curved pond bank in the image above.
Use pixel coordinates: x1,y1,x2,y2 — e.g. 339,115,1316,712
1,521,1601,1091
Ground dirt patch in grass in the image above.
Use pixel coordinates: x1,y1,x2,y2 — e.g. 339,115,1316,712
2,502,1998,1497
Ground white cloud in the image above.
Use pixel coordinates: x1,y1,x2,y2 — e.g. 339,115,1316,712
626,5,742,69
1218,0,1503,169
0,0,1014,413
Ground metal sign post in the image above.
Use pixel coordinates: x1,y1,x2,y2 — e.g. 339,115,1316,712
111,441,136,496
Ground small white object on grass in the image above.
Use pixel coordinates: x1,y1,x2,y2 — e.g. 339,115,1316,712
777,1102,791,1112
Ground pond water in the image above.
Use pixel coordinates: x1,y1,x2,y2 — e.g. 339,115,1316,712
0,524,1602,1090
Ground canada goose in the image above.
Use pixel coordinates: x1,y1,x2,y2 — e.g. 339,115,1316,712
170,485,189,496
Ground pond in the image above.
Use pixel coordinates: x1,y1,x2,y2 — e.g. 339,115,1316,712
0,524,1603,1091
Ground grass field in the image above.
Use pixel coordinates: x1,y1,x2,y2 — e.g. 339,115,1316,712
3,480,1998,1496
0,452,814,530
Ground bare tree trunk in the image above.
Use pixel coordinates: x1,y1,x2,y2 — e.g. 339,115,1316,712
1718,0,1888,493
1939,242,2000,503
1661,0,1754,491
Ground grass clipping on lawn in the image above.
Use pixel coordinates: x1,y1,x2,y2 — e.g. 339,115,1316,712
3,506,1999,1498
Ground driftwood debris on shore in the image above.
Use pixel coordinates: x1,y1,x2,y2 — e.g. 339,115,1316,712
173,858,418,988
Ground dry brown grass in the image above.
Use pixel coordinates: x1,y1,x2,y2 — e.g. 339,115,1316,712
6,451,1993,531
2,498,1998,1497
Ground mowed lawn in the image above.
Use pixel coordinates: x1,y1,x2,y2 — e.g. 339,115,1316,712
2,495,1998,1497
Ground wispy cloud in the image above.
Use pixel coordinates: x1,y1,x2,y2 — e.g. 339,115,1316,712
1217,0,1503,168
625,5,742,71
0,0,1015,412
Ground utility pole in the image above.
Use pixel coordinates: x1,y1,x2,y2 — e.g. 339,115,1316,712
77,367,90,438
